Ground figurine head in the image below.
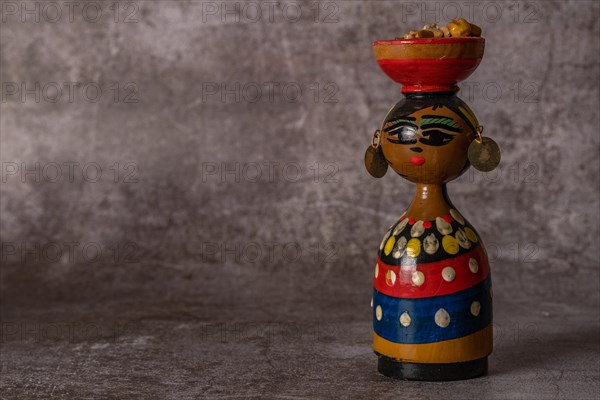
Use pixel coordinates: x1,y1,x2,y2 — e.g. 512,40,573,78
380,93,479,184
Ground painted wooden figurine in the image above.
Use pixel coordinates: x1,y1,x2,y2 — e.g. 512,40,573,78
367,35,500,380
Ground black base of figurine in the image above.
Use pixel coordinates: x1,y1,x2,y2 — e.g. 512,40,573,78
377,355,488,381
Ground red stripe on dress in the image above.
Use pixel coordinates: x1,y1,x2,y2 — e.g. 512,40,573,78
374,246,490,299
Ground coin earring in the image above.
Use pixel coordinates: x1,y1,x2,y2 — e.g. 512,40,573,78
365,129,388,178
468,125,501,172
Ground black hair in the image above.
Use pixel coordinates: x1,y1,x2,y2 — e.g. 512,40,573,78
384,92,479,134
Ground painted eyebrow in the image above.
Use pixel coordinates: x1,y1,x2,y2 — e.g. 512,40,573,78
419,116,460,129
388,116,416,125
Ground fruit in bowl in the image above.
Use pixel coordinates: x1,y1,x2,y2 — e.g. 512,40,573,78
398,18,482,40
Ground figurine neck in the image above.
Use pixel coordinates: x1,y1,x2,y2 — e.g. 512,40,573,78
405,183,453,221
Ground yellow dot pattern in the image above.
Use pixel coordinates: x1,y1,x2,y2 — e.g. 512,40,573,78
464,227,478,243
442,235,459,255
406,238,421,258
384,236,396,256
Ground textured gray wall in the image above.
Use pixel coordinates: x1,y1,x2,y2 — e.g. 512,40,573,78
2,0,598,306
0,1,599,397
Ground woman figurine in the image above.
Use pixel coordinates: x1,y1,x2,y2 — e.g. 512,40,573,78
368,34,499,381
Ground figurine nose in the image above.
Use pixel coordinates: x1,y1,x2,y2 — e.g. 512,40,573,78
410,147,423,153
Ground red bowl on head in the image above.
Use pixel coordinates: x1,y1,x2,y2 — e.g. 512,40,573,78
373,37,485,93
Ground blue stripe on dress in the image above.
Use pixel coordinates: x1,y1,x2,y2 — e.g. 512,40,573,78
373,276,492,344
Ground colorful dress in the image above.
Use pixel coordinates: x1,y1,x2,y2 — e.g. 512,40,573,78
372,208,493,368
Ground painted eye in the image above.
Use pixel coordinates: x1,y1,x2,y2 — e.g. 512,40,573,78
387,125,418,145
419,130,455,146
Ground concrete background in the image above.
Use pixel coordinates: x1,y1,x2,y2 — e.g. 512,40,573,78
1,0,598,398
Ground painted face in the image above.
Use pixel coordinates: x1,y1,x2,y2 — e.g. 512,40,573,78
381,106,476,184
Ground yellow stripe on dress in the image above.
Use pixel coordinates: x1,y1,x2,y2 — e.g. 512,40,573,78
373,324,493,364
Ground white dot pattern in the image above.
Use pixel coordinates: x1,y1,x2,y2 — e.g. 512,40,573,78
386,270,397,286
393,219,409,236
436,217,453,235
380,230,391,250
411,271,425,286
441,266,456,282
469,258,479,273
400,312,411,327
410,220,425,237
435,308,450,328
449,209,465,225
471,301,481,316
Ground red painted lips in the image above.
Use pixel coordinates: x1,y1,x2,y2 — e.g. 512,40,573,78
410,156,426,166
